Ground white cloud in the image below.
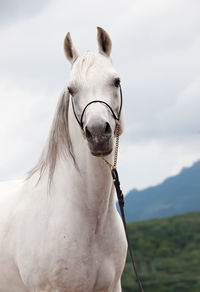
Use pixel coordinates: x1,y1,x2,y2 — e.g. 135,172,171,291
119,136,200,193
0,80,55,179
0,0,50,25
157,77,200,135
0,0,199,192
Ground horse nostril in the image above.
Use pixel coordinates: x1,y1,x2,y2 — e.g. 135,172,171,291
105,122,111,135
85,126,92,139
85,123,111,140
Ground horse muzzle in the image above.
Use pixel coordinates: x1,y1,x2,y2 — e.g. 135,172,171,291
85,122,113,157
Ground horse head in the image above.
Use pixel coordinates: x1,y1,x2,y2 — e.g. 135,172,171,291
64,27,124,157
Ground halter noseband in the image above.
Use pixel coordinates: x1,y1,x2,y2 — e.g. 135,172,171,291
70,85,123,130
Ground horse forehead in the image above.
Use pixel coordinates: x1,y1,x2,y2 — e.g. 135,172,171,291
70,52,116,83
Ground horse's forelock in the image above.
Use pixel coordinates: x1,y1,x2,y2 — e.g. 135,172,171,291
71,52,111,84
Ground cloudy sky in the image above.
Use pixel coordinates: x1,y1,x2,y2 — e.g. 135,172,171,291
0,0,199,193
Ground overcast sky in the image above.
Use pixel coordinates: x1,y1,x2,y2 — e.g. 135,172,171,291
0,0,199,193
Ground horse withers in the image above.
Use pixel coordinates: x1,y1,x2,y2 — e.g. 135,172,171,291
0,27,127,292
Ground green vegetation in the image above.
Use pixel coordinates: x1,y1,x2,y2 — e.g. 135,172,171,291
121,211,200,292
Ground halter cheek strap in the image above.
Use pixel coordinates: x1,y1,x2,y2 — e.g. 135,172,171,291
70,85,123,129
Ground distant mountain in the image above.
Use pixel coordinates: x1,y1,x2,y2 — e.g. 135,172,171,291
120,161,200,222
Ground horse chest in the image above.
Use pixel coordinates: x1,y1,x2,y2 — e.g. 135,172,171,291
32,215,127,292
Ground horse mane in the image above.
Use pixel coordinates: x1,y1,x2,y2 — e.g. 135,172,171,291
27,52,106,184
27,90,75,183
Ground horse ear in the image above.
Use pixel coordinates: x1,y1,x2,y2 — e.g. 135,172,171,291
64,32,79,64
97,27,112,57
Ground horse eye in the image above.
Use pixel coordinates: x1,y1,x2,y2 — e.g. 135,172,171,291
68,86,74,96
113,78,120,88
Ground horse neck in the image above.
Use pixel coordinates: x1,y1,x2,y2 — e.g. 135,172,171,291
53,104,115,218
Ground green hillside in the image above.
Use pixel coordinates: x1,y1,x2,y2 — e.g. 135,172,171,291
121,211,200,292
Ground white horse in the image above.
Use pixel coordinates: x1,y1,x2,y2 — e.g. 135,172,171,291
0,27,127,292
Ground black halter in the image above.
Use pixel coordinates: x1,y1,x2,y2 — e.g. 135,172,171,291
70,85,123,129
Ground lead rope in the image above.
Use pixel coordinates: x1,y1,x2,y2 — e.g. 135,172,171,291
102,120,144,292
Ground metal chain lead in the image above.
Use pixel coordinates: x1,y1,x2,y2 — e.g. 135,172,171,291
113,120,120,169
102,120,144,292
101,120,120,169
